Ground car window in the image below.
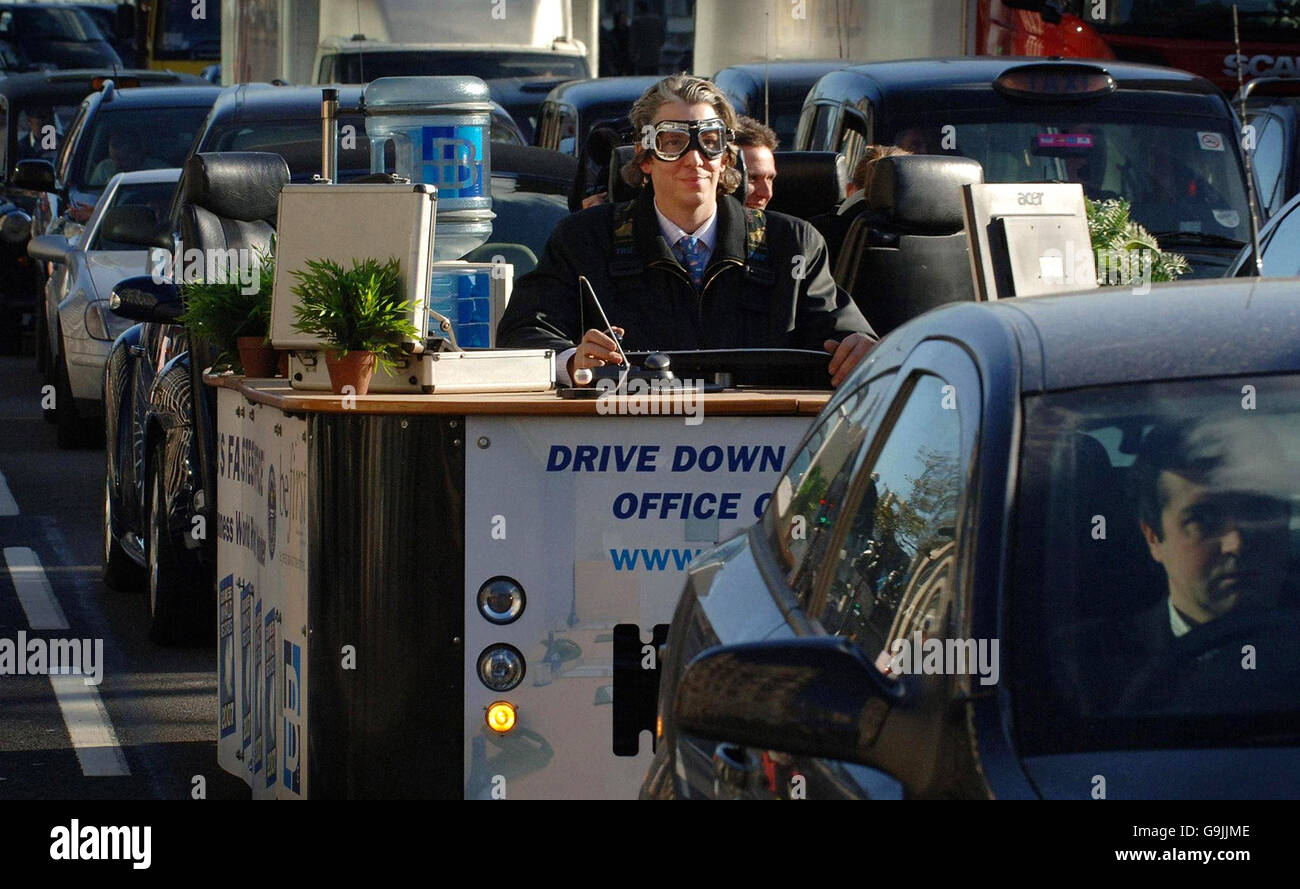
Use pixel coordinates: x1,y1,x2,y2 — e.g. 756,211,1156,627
1260,200,1300,276
202,116,378,181
90,179,176,250
1247,110,1287,219
9,6,101,40
56,100,91,183
837,109,868,174
153,0,221,60
767,371,896,607
536,102,577,154
809,103,838,153
1012,377,1300,754
10,101,80,169
807,373,964,663
328,51,587,83
75,106,210,189
881,111,1252,246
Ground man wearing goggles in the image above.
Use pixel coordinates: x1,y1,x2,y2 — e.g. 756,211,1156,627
499,75,876,388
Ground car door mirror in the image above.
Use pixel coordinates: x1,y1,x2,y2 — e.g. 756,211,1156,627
12,158,56,193
109,275,183,323
0,207,31,245
674,636,905,767
27,233,70,264
99,206,167,248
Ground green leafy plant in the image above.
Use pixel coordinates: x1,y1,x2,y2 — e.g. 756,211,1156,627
1086,197,1190,286
178,245,275,371
289,256,420,368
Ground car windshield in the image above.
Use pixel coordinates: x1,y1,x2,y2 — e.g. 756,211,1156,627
1010,376,1300,755
5,102,80,169
1087,0,1300,42
76,106,212,189
733,91,807,147
153,0,221,57
881,111,1251,246
327,51,587,83
92,179,176,250
3,6,102,41
202,115,378,181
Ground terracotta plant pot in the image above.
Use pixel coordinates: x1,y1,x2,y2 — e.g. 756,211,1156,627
325,350,376,396
237,336,277,378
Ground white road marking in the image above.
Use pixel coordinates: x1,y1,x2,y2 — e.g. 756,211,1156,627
0,470,17,516
49,675,130,777
2,547,129,776
3,547,68,630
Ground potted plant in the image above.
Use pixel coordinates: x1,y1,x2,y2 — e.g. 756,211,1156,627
179,246,278,377
1086,198,1190,286
289,256,420,396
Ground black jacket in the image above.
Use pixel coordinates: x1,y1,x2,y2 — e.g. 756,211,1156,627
497,192,875,353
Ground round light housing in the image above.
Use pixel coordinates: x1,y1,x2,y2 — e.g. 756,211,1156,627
477,576,525,624
486,701,516,733
478,643,525,691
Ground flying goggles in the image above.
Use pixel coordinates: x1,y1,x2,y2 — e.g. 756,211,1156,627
645,118,733,162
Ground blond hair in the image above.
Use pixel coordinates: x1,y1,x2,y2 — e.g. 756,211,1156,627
852,144,912,193
620,74,742,194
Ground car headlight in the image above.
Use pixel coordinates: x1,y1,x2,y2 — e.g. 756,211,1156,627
477,576,525,624
477,644,525,692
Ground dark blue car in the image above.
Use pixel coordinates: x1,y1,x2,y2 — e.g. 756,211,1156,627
643,277,1300,800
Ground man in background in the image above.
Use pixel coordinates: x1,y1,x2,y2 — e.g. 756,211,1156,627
734,116,778,211
812,144,910,270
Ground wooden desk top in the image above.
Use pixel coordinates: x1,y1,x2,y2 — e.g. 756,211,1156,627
205,374,833,417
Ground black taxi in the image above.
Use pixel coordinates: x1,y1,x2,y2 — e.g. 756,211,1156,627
796,58,1253,277
712,60,864,146
533,75,661,156
643,277,1300,800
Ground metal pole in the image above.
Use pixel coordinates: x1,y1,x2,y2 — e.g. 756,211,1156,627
321,87,339,184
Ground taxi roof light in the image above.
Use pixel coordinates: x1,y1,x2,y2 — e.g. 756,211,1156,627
486,701,516,733
994,64,1116,102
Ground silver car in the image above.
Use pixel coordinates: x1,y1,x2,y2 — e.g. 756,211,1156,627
28,168,180,448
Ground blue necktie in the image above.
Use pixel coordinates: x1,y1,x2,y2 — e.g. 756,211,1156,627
676,235,705,286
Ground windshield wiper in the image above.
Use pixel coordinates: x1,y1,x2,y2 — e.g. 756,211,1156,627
1149,231,1245,249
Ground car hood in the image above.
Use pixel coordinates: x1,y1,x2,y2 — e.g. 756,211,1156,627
85,249,152,302
1022,748,1300,799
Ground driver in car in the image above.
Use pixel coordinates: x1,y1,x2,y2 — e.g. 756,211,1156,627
1130,417,1291,643
496,74,877,388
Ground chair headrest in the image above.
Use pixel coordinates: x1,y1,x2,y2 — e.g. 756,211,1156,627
866,155,984,233
764,151,846,219
608,143,640,204
182,152,289,224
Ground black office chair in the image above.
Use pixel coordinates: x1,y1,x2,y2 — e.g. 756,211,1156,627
837,155,983,338
179,151,289,265
178,151,289,370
